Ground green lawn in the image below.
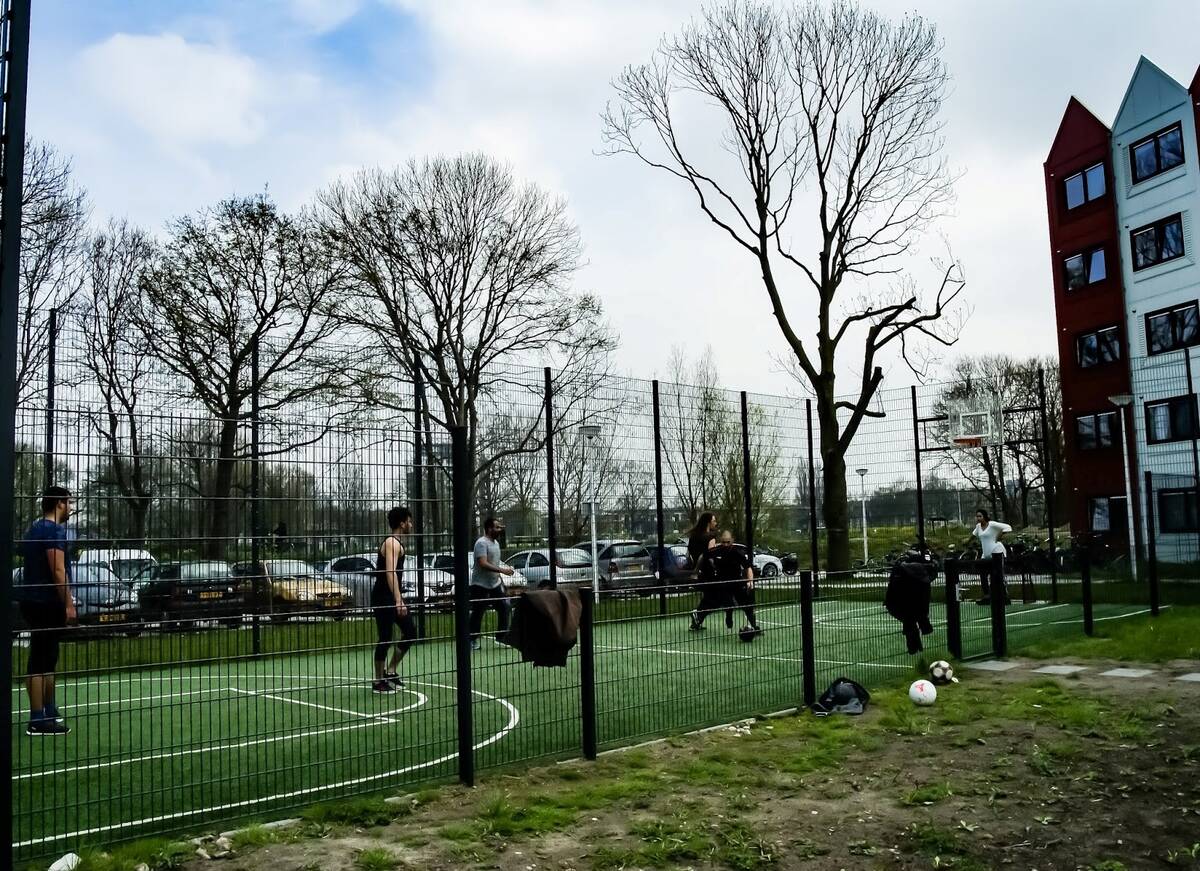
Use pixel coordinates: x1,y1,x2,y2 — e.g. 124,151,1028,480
9,582,1155,864
1011,605,1200,661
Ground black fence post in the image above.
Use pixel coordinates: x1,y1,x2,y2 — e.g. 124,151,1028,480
451,424,475,787
944,559,963,660
579,590,597,759
800,570,816,708
989,555,1007,658
1037,368,1059,604
1144,470,1160,617
911,385,926,550
250,338,262,657
0,4,32,864
413,370,426,638
805,399,820,595
740,391,754,560
42,306,57,491
1081,544,1094,637
544,367,558,590
652,380,666,616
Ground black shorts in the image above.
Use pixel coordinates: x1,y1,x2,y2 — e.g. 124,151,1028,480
372,601,418,661
20,600,66,675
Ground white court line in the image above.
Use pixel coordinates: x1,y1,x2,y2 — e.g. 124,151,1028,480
597,642,909,671
229,687,398,725
18,681,520,849
16,690,429,782
1040,606,1168,626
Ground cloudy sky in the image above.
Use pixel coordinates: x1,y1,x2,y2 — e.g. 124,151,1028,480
27,0,1200,395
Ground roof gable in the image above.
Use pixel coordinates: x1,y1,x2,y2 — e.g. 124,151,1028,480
1045,97,1109,166
1112,56,1188,134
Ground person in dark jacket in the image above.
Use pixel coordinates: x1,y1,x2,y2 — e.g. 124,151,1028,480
884,549,936,654
686,512,720,631
691,531,760,635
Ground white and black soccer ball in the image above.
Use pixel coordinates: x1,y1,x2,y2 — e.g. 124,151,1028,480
909,679,937,706
928,660,957,685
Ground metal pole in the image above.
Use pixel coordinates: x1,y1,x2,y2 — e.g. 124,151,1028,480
1037,369,1059,603
740,391,753,559
800,570,816,708
652,380,666,616
1081,543,1094,637
805,399,819,591
1144,470,1160,617
1117,404,1138,582
579,590,597,759
944,559,962,659
989,555,1007,658
42,306,57,491
0,4,32,864
544,367,557,589
859,473,868,564
451,424,474,786
413,369,426,637
251,338,262,656
911,386,926,550
589,443,599,604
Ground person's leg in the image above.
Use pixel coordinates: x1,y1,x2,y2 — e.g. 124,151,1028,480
469,585,488,640
734,584,758,629
373,605,394,683
388,612,419,679
494,593,512,635
994,555,1010,604
977,560,991,603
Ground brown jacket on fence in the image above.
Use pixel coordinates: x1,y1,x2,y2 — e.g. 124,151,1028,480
500,587,582,667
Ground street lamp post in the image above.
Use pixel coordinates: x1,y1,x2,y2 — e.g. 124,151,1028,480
1108,394,1138,582
580,424,602,602
855,468,869,564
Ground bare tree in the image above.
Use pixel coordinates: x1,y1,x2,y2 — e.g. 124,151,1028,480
603,0,966,570
13,141,89,405
137,194,349,558
79,220,157,543
318,154,616,503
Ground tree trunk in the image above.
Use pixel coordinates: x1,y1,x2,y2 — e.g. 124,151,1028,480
822,450,850,572
206,418,240,559
126,497,150,545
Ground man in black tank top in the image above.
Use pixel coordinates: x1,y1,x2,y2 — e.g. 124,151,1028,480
372,506,418,694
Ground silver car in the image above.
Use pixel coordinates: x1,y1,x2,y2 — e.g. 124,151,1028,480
508,548,593,588
570,540,654,594
326,553,417,608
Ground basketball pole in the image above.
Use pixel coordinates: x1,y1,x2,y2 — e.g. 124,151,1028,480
910,386,926,550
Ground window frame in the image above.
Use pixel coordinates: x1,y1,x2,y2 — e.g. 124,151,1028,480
1063,246,1107,290
1075,325,1121,368
1088,496,1112,532
1145,300,1200,355
1131,213,1185,272
1130,123,1186,184
1158,487,1200,533
1145,394,1199,444
1074,411,1118,450
1063,161,1107,209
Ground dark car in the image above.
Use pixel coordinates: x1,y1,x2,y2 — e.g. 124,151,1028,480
11,565,141,636
134,560,243,629
650,544,693,591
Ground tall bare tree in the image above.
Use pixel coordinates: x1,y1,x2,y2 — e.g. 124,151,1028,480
79,220,157,543
137,194,349,558
318,154,616,504
13,141,89,405
603,0,966,570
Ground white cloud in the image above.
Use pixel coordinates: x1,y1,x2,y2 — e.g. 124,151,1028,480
287,0,363,33
77,33,266,147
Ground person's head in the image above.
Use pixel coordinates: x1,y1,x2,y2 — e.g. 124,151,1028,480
387,506,412,533
976,509,990,525
41,486,72,522
484,516,504,539
718,530,735,546
690,511,717,538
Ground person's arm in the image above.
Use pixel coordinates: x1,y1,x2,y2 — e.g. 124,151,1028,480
382,539,406,615
476,543,513,576
995,522,1013,537
47,546,76,623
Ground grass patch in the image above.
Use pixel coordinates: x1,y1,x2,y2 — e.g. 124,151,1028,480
231,825,278,850
354,847,400,871
903,782,953,805
1013,606,1200,662
595,815,775,871
301,796,409,828
76,839,195,871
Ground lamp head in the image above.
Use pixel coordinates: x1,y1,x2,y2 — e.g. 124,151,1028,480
579,424,601,440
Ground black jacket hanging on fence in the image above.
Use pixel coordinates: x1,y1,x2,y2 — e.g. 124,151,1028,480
884,557,936,654
499,587,582,667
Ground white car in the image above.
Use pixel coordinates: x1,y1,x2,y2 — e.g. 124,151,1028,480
421,551,528,608
507,548,593,588
753,551,783,578
325,552,417,607
76,548,157,582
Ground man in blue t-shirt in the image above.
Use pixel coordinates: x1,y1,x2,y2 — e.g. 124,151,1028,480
18,486,76,736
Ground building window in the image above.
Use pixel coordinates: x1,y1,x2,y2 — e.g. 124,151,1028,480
1131,124,1185,183
1089,497,1112,532
1064,247,1107,290
1076,326,1121,368
1076,411,1117,449
1146,301,1199,354
1132,214,1185,271
1158,488,1200,533
1064,162,1106,209
1146,395,1199,444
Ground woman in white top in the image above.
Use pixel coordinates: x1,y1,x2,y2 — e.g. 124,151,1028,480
971,509,1012,606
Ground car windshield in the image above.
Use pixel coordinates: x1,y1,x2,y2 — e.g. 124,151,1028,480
268,561,315,577
181,562,230,581
110,559,153,581
559,549,592,568
74,565,121,586
573,542,594,555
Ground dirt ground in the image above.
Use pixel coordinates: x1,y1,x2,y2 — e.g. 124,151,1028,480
166,659,1200,871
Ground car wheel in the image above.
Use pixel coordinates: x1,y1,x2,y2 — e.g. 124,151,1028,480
762,563,779,578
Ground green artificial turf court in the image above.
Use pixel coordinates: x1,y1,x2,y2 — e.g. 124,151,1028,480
9,589,1152,861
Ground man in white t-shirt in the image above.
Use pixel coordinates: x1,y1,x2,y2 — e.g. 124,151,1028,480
469,516,514,650
971,509,1013,606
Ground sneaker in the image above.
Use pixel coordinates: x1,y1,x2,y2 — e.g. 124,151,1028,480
371,680,396,694
385,672,405,689
27,719,70,736
470,640,481,651
45,705,65,724
688,610,705,631
724,611,734,629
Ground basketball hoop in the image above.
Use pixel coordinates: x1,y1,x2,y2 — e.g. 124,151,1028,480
946,399,1004,450
951,435,984,448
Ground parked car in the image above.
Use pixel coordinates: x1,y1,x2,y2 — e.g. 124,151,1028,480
650,543,693,591
570,540,654,595
507,548,593,588
10,565,141,635
326,552,418,607
420,551,528,610
133,560,243,628
310,560,331,575
752,550,784,579
76,548,157,583
233,559,352,621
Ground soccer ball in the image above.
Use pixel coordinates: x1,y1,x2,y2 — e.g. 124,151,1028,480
738,625,758,643
928,660,956,685
908,680,937,706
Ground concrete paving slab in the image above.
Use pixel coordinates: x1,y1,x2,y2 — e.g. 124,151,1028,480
1032,664,1089,675
1099,668,1155,678
967,660,1020,672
